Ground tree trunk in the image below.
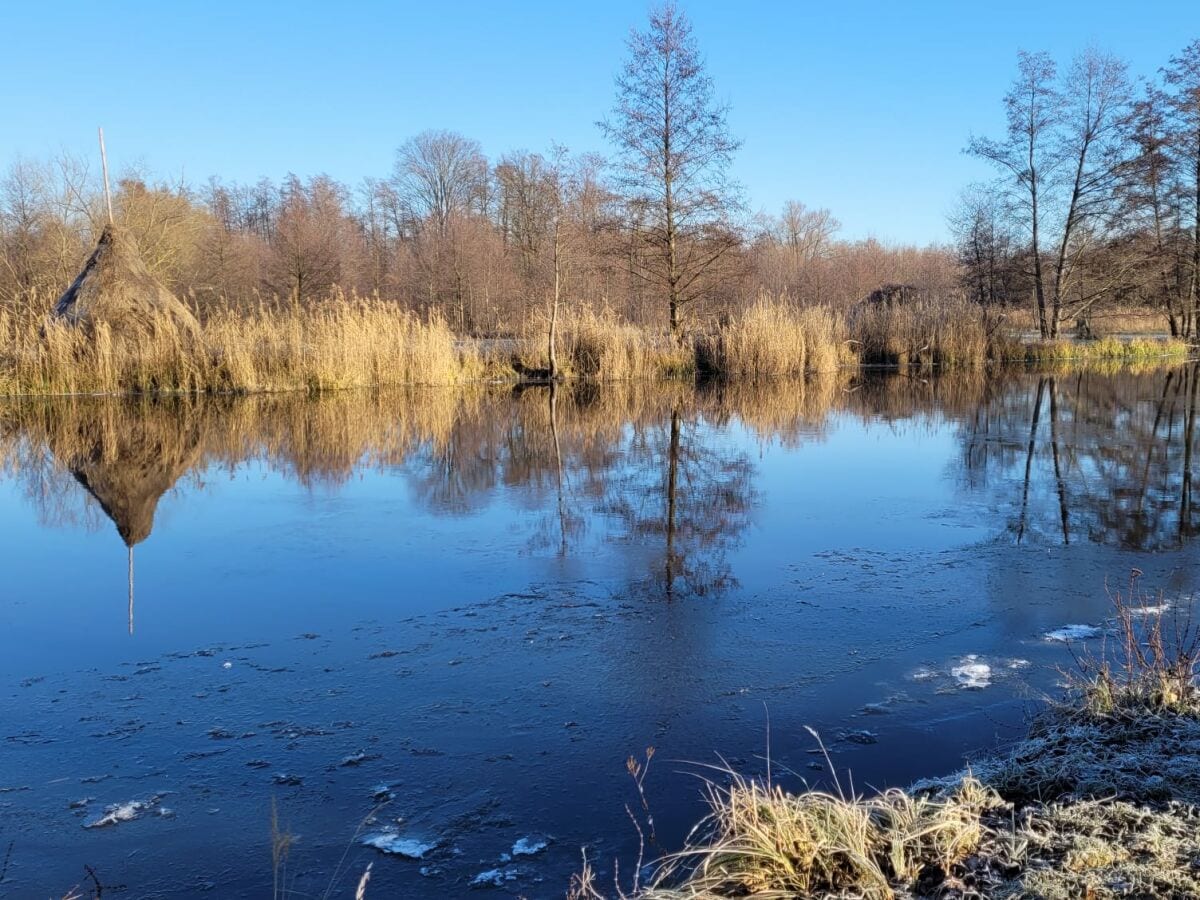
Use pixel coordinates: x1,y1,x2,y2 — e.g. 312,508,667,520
664,406,680,600
1030,167,1049,339
1191,145,1200,342
1017,377,1046,543
1048,378,1070,545
548,222,561,379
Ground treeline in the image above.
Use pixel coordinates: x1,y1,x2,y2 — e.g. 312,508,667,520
959,40,1200,338
0,149,956,336
0,5,954,339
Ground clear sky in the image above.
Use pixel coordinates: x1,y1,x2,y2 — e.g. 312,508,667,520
1,1,1194,243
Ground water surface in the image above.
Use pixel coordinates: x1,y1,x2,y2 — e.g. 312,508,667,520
1,368,1198,897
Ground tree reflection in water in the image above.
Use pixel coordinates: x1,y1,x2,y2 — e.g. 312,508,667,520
4,365,1200,629
959,363,1200,550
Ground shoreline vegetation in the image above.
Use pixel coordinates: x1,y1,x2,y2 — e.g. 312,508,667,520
568,577,1200,900
0,295,1193,397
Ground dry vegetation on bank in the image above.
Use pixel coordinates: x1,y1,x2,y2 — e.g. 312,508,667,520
569,578,1200,900
1,294,1192,397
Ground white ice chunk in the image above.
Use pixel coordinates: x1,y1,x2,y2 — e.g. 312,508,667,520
951,656,992,689
1126,604,1170,616
361,829,438,858
1045,624,1102,642
472,866,521,887
82,796,163,829
511,834,550,857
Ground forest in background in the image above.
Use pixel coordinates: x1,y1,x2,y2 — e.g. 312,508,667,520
0,6,1197,346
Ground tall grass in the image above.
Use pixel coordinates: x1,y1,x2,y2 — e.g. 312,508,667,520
1007,336,1192,367
848,296,990,369
517,306,694,381
695,299,846,380
2,293,1193,397
1,294,474,396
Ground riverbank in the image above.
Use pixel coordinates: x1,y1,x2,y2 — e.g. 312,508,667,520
569,585,1200,899
0,298,1192,397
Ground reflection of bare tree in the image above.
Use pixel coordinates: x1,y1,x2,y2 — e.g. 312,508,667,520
402,385,758,596
959,364,1200,549
601,402,756,600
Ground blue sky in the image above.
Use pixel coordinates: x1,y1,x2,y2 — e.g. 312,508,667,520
1,1,1194,243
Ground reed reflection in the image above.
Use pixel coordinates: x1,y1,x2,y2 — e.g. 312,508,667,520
3,364,1199,633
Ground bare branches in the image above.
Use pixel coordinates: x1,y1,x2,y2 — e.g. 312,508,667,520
601,2,743,333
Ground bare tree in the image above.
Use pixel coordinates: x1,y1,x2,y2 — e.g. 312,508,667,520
1122,86,1191,335
1047,49,1133,334
969,49,1132,337
600,2,742,335
269,175,359,303
1164,40,1200,334
392,130,487,239
949,184,1026,307
968,51,1060,337
778,201,839,265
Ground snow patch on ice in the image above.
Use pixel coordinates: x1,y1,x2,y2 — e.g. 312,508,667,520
361,829,438,858
82,795,164,829
951,656,992,689
1045,624,1102,642
1127,604,1171,616
472,865,526,887
512,834,550,857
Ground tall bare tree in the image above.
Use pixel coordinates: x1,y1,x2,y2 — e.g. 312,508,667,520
1046,49,1132,334
1164,41,1200,334
968,51,1060,337
970,49,1132,337
1122,87,1191,335
601,2,742,335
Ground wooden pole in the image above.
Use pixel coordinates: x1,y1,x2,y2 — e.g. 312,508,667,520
98,127,114,225
128,545,134,636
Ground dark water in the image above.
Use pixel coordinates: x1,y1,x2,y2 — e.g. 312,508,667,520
2,368,1198,898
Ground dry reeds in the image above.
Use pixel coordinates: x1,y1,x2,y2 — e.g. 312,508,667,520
1008,336,1191,368
3,290,1192,398
517,306,693,382
1072,570,1200,719
848,295,990,369
1,293,473,396
694,299,846,380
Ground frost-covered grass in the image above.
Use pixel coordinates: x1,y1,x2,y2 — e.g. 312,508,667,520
570,575,1200,899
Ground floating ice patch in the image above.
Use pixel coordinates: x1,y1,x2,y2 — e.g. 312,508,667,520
910,666,938,682
221,661,233,669
1127,604,1171,616
339,751,379,767
361,829,438,859
82,795,163,829
1008,658,1031,670
511,834,550,857
951,656,992,689
1045,624,1102,642
471,865,524,887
